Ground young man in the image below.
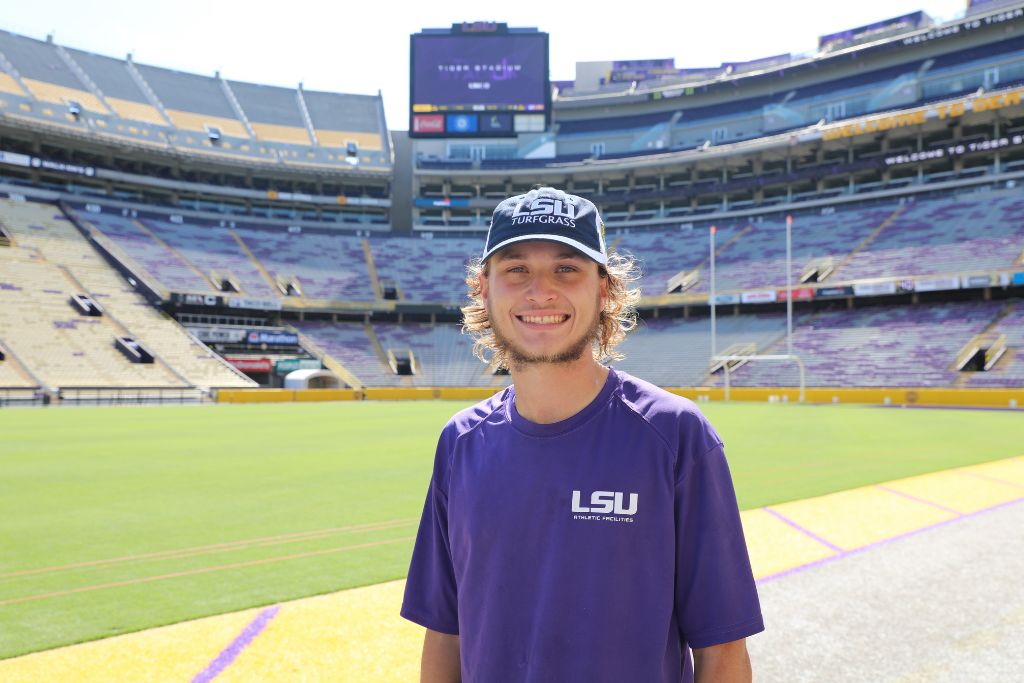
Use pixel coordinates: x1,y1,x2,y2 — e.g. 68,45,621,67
401,188,764,682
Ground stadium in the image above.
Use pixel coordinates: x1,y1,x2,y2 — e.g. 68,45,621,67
1,1,1022,681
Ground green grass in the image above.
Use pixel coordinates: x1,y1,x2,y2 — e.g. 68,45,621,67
0,401,1021,659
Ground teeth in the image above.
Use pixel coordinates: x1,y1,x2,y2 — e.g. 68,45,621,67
521,315,567,324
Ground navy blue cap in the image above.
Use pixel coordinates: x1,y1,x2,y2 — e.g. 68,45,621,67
482,187,607,264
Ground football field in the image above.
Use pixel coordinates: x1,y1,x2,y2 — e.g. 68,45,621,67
1,400,1022,661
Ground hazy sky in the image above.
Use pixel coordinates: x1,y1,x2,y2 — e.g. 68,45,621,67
3,0,968,129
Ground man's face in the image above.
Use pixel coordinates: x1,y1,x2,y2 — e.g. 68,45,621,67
479,240,608,368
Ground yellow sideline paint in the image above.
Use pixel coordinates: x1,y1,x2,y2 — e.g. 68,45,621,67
740,509,837,578
767,485,956,551
0,608,261,682
217,580,421,683
959,455,1024,487
881,467,1022,513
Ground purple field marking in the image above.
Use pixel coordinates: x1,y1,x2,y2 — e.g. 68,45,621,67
757,496,1024,585
874,484,963,515
191,605,280,683
762,508,844,553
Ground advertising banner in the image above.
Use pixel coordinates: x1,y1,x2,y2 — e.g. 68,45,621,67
274,358,323,375
226,297,282,311
172,293,222,307
711,293,740,305
225,357,272,373
776,287,815,301
1013,272,1024,286
960,274,993,288
740,290,778,304
913,276,960,292
246,330,299,346
816,286,855,298
853,282,898,296
190,327,247,343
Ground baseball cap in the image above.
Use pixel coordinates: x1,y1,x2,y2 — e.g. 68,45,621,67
482,187,607,265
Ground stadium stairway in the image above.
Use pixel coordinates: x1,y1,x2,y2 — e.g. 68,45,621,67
129,218,213,290
229,229,280,295
954,303,1019,387
361,239,383,299
824,205,906,280
286,326,363,390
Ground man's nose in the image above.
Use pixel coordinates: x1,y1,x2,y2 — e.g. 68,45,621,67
525,272,557,303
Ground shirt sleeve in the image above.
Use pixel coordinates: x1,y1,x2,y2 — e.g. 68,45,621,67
400,426,460,635
674,442,764,649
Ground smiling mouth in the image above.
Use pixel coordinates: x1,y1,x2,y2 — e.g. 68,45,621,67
516,314,570,325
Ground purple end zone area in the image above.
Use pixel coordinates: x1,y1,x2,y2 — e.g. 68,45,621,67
191,605,280,683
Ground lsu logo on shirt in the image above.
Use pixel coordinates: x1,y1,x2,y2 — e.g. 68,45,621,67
572,490,638,522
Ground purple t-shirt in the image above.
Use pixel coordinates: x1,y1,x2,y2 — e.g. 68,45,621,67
401,367,764,682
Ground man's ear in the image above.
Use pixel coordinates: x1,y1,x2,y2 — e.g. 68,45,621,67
479,270,489,299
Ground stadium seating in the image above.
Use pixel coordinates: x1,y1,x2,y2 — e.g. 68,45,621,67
290,322,398,386
0,247,185,388
0,30,391,169
0,199,256,390
236,228,375,301
71,210,217,294
369,235,478,302
373,322,491,386
615,313,793,386
709,301,1006,387
689,205,899,292
141,219,280,298
831,190,1024,280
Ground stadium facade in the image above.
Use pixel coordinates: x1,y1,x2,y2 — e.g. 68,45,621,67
1,3,1023,405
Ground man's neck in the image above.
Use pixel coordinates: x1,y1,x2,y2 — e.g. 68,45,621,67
510,357,610,425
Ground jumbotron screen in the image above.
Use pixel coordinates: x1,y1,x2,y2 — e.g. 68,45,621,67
409,27,550,138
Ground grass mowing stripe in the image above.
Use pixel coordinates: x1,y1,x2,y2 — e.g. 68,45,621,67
0,536,416,607
0,517,419,581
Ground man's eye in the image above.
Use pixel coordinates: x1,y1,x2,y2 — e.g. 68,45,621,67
507,266,526,273
557,265,577,273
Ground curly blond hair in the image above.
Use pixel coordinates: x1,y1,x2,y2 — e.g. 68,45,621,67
461,248,642,370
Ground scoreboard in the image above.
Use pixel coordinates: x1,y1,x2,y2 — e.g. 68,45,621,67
410,23,550,138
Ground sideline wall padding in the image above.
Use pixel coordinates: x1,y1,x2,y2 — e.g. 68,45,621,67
216,386,1022,409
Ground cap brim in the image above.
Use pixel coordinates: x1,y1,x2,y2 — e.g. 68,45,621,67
482,233,607,265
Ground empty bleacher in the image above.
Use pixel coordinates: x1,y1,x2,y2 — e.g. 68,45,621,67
133,63,247,137
0,247,184,388
71,209,217,294
369,235,478,302
228,80,311,145
237,227,375,301
711,301,1005,388
615,313,792,386
0,198,256,391
141,219,279,298
831,190,1024,281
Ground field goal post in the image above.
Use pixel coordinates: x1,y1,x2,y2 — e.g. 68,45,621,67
713,354,806,403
